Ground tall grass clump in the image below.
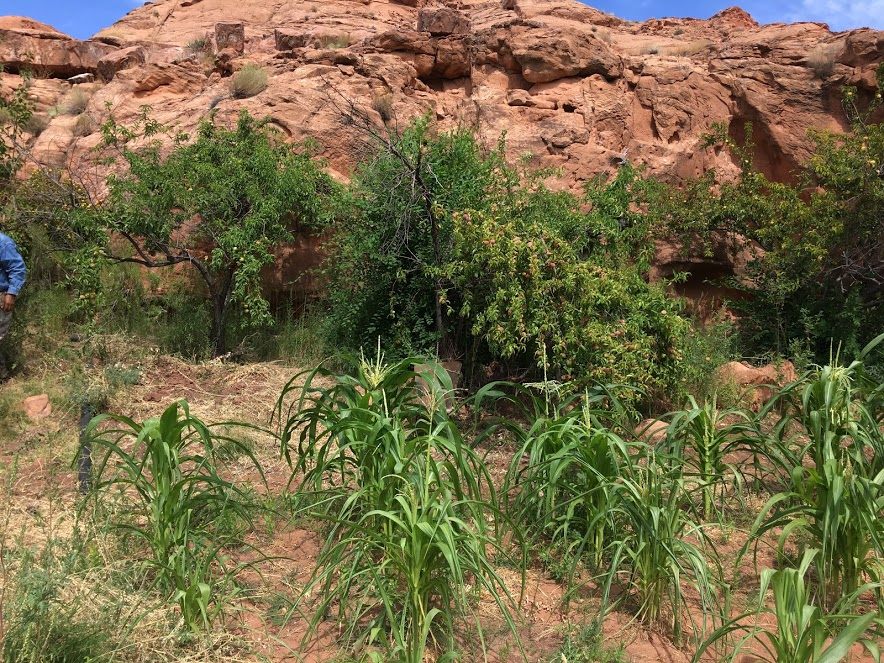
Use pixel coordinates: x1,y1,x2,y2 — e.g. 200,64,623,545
230,65,268,99
85,400,263,630
481,380,723,642
747,334,884,611
2,549,112,663
602,447,723,643
275,351,524,661
695,549,883,662
59,88,90,116
807,43,838,78
482,382,632,578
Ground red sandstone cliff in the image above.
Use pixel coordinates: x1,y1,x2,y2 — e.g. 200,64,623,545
0,1,881,296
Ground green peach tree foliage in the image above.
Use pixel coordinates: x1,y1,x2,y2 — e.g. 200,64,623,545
446,204,684,395
87,110,337,355
326,119,686,397
656,65,884,360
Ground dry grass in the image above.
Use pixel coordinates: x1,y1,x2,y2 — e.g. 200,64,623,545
24,113,50,136
807,43,838,78
590,26,613,43
317,33,351,49
59,88,90,116
230,64,268,99
72,114,95,137
371,93,394,123
667,39,712,57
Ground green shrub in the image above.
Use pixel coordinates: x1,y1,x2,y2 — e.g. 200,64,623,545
675,315,738,405
185,35,212,54
655,69,884,366
81,110,335,356
326,119,685,399
324,118,513,357
551,621,625,663
447,203,686,397
230,65,268,98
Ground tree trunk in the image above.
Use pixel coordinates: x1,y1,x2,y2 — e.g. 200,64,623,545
209,267,235,357
211,294,227,357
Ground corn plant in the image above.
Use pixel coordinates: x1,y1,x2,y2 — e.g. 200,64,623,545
664,395,756,521
602,446,723,644
496,391,631,574
276,354,524,661
85,400,261,630
694,549,883,663
748,335,884,610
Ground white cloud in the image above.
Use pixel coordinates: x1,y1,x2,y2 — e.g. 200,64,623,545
784,0,883,30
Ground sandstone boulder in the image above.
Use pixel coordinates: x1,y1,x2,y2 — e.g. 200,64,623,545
274,29,310,51
0,22,115,77
97,46,146,82
21,394,51,421
717,360,798,410
417,7,471,36
434,37,471,79
506,89,530,105
508,28,622,83
370,30,436,55
215,22,245,54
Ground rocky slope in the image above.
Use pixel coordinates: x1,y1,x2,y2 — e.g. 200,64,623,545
1,0,882,295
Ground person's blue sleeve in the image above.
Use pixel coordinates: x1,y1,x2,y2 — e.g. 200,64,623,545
1,237,26,296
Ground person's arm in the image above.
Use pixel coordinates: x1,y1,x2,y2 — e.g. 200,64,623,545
0,237,26,311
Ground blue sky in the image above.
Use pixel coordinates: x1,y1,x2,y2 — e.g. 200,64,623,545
2,0,881,39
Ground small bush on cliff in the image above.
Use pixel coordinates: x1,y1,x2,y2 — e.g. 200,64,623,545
230,65,268,99
60,88,90,116
807,43,838,78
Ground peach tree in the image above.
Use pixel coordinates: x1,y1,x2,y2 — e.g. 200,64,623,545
83,110,336,355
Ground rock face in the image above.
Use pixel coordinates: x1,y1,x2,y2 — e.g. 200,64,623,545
417,7,470,36
717,360,799,409
0,1,882,297
507,28,623,83
97,46,146,82
0,16,116,77
0,0,876,189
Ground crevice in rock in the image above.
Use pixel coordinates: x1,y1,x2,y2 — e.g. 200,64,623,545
418,75,472,96
728,112,800,184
